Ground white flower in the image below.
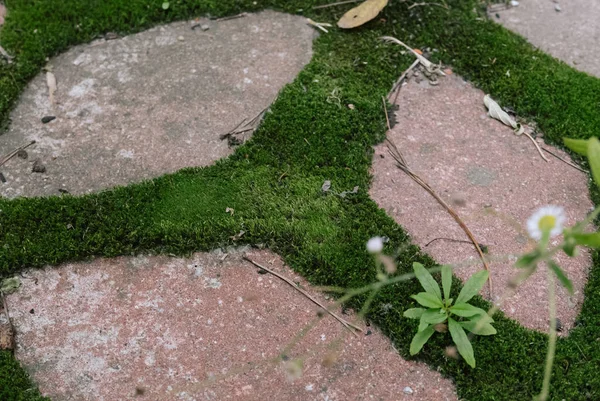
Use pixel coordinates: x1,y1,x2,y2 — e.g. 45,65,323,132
526,205,566,240
366,237,384,254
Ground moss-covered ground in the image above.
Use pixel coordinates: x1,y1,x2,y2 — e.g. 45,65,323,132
0,0,599,400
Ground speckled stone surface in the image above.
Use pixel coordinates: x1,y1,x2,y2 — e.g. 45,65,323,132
0,11,315,198
493,0,600,78
6,249,457,401
0,3,6,26
370,73,594,333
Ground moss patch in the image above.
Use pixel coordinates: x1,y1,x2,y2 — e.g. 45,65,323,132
1,0,599,400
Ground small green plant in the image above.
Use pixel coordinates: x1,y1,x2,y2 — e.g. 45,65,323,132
404,262,494,368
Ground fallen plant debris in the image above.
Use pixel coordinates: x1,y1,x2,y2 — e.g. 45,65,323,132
381,36,446,77
306,18,332,33
484,95,548,162
220,106,268,146
312,0,362,9
41,115,56,124
408,1,449,10
242,255,364,336
46,71,57,105
541,147,586,172
337,0,388,29
382,97,493,298
0,140,36,168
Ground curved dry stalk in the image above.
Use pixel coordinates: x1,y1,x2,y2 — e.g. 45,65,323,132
382,97,493,297
243,256,364,335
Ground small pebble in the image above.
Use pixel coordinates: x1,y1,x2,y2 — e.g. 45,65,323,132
509,0,519,6
32,160,46,173
41,116,56,124
17,150,28,159
0,172,5,183
200,24,210,31
555,4,562,11
178,36,185,41
403,386,414,395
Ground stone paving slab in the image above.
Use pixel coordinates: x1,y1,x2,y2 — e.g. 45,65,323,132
5,249,457,401
0,3,5,26
0,11,315,198
493,0,600,78
371,73,593,333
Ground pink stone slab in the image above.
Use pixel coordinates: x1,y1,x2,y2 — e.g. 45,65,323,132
6,249,457,400
370,74,594,333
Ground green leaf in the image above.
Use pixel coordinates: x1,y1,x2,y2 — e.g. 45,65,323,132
420,308,448,325
460,319,497,336
413,262,442,300
450,303,487,317
572,232,600,248
410,325,435,355
562,238,577,257
441,265,452,302
418,319,430,332
448,318,476,368
455,270,489,304
588,137,600,188
548,260,574,295
404,308,426,319
515,251,540,268
563,137,588,156
411,292,444,308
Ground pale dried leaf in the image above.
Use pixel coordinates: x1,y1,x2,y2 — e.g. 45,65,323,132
1,277,20,294
46,71,57,105
338,0,389,29
381,36,445,76
483,94,524,135
225,207,234,215
322,180,331,192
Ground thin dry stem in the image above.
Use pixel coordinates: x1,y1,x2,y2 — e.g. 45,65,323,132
541,147,586,173
408,1,449,10
312,0,362,9
243,256,364,335
0,141,36,168
382,97,493,298
522,131,549,162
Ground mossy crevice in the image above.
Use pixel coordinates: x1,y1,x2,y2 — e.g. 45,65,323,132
1,1,599,400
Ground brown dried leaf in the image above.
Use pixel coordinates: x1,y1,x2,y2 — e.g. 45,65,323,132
337,0,389,29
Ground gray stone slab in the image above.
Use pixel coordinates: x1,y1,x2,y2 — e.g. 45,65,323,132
493,0,600,77
0,11,315,198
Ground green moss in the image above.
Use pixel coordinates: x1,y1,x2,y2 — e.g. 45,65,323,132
1,0,600,399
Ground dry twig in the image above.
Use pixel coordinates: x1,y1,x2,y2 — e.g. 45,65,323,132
388,59,420,105
313,0,362,9
542,147,585,173
243,256,364,335
306,18,333,33
0,141,36,168
408,1,449,10
215,12,248,22
382,97,493,298
220,107,268,141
